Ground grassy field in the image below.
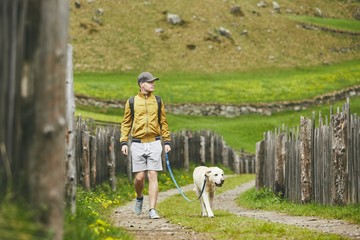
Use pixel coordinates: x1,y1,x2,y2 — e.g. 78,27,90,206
69,0,359,73
74,60,360,104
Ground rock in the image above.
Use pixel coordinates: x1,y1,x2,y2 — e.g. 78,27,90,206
218,27,231,38
167,13,182,25
257,1,268,8
95,8,104,15
314,7,322,17
75,1,81,8
272,1,280,13
155,28,164,34
230,6,245,17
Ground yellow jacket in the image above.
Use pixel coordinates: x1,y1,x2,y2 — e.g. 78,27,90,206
120,92,171,146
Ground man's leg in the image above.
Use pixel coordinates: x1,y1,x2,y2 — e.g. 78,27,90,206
134,171,145,198
147,170,158,209
134,171,145,215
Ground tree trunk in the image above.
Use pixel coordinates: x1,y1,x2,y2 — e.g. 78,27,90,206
65,44,77,214
331,112,348,205
25,1,69,239
299,117,313,203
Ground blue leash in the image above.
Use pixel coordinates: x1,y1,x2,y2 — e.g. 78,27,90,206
165,152,206,202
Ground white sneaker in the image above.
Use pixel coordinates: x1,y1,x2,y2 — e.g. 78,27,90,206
134,197,143,215
149,208,160,219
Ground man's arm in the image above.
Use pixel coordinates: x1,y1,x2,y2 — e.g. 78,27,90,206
120,100,132,155
159,99,171,152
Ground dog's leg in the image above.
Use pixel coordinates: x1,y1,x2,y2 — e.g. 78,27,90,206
202,192,214,218
195,186,206,217
201,199,207,217
209,191,214,210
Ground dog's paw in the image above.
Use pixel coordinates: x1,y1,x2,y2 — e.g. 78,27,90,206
208,214,214,218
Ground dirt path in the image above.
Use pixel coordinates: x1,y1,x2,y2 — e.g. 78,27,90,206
112,184,210,240
112,180,360,239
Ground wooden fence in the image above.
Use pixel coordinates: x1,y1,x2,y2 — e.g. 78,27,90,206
75,117,255,190
256,98,360,205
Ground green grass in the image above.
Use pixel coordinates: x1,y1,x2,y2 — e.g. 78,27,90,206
74,60,360,104
289,15,360,33
158,175,347,240
238,187,360,225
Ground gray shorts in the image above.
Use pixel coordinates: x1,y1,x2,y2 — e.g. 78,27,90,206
130,140,163,172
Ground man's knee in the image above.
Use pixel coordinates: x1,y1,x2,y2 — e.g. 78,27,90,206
135,172,145,182
147,171,158,181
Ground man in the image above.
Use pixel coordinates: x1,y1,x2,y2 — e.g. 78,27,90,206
120,72,171,219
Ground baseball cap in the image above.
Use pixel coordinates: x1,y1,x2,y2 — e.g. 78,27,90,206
137,72,159,84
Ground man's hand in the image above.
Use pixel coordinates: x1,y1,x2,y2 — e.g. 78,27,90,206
121,145,128,156
164,144,171,153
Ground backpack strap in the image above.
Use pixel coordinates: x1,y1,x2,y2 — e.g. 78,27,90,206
129,96,135,129
129,95,162,129
155,95,162,129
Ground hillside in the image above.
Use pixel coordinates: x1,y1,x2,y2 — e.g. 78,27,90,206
69,0,360,74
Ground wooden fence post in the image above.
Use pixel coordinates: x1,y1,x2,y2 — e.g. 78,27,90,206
107,134,116,191
210,135,215,165
275,133,286,196
299,117,312,203
184,134,189,172
81,130,91,191
255,140,265,190
233,152,240,174
222,142,229,167
90,135,97,188
331,112,348,205
200,135,206,165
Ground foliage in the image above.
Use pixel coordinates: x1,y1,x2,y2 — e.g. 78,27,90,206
238,187,360,225
158,175,346,240
64,175,135,240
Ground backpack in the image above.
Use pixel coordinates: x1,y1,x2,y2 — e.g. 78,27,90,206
129,95,162,129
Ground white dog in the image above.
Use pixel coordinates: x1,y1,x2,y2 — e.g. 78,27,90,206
193,166,225,218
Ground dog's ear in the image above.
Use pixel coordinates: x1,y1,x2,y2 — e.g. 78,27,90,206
205,170,211,178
